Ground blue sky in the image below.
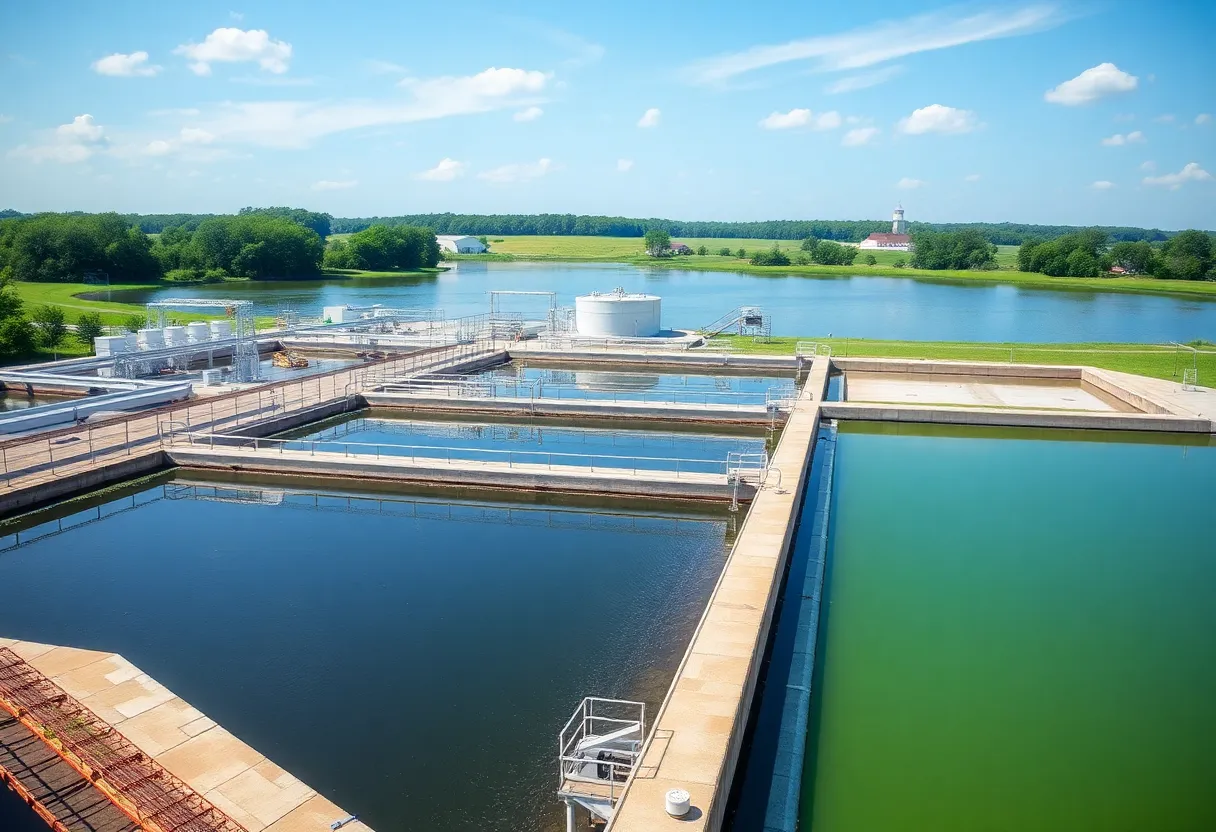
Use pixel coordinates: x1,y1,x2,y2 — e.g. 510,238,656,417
0,0,1213,228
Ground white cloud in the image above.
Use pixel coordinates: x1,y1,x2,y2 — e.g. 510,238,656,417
759,108,841,130
416,158,467,181
478,157,554,184
311,179,358,191
0,115,12,124
897,177,924,189
1142,162,1212,190
682,5,1061,85
1153,114,1175,123
842,126,879,146
230,11,244,21
144,140,172,156
637,107,661,128
964,173,982,182
1100,130,1145,146
825,65,903,94
9,114,107,163
1044,62,1137,105
92,51,161,77
141,127,219,158
1140,160,1155,171
185,65,550,149
179,127,214,144
150,108,201,117
174,28,292,75
513,106,544,122
1091,180,1115,190
1113,113,1136,123
616,158,634,173
58,115,105,142
1197,113,1212,125
898,104,977,135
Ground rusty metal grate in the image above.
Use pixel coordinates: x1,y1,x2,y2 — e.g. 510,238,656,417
0,648,248,832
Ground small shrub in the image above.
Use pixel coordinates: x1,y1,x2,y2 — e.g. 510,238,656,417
892,259,906,268
718,247,732,256
75,312,104,347
864,254,877,266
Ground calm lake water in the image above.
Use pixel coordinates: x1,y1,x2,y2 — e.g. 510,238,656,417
801,424,1216,832
90,262,1216,342
0,473,732,832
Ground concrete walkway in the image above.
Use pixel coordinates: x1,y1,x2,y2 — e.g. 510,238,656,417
0,639,371,832
606,359,829,832
165,444,751,501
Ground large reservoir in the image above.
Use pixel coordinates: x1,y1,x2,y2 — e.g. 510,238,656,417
89,261,1216,342
800,425,1216,831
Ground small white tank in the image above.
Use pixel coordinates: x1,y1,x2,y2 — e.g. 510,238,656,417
575,290,662,338
323,306,348,324
209,320,233,340
138,328,165,349
124,333,139,352
163,326,188,346
186,322,210,342
201,369,223,386
92,335,127,356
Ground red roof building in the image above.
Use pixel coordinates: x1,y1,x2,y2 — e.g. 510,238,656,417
859,233,913,251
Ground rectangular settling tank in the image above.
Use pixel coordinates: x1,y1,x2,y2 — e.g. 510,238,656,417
274,410,773,474
801,423,1216,832
0,472,736,832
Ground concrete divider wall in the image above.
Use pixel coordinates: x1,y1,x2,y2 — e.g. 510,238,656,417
227,396,365,438
819,401,1212,432
0,451,168,518
831,356,1083,379
507,349,799,372
1080,369,1173,415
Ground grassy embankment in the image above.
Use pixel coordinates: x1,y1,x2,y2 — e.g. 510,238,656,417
455,235,1216,299
718,335,1216,384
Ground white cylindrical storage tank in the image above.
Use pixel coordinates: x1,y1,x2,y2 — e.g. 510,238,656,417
163,325,188,346
209,320,233,340
323,306,347,325
138,328,165,349
187,322,210,343
575,291,661,338
124,333,139,352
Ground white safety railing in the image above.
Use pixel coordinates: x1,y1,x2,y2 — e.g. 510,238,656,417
796,340,833,358
558,697,645,807
168,431,738,478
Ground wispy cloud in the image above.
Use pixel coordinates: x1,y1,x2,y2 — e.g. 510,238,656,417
311,179,357,191
1044,62,1137,105
1143,162,1211,190
964,173,982,182
681,5,1062,86
478,157,555,184
1091,180,1115,190
513,106,544,122
1100,130,1145,146
758,109,841,130
1197,113,1212,125
366,59,408,75
92,51,161,77
187,66,551,149
898,104,977,134
616,159,633,173
637,108,661,128
416,158,467,181
842,126,879,146
9,114,108,164
897,177,924,189
0,115,13,124
824,65,904,94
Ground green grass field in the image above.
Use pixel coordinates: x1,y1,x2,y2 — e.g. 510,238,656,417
719,335,1216,384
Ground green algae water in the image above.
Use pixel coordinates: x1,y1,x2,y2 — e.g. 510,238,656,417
802,423,1216,832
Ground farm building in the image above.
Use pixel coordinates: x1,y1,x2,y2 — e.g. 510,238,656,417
437,235,487,254
860,206,913,252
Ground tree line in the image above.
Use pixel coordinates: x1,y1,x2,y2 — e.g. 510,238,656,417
0,212,437,284
3,208,1199,246
1018,229,1214,280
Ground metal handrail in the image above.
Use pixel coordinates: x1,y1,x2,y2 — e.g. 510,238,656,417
175,431,736,478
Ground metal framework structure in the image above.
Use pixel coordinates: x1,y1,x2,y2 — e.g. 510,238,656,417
557,697,645,830
699,306,772,341
0,648,247,832
147,299,259,382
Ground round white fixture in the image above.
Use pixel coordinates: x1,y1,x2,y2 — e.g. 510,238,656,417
664,788,691,817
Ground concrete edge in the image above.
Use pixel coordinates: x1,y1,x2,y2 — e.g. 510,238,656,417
819,401,1212,432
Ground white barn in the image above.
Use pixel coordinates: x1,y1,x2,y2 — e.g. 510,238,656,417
860,206,913,252
436,235,486,254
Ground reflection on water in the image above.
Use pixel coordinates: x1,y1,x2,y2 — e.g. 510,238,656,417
91,261,1216,342
0,392,75,411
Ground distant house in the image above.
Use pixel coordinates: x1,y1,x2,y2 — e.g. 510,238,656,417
859,205,914,252
436,235,486,254
670,242,692,254
1109,265,1129,275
